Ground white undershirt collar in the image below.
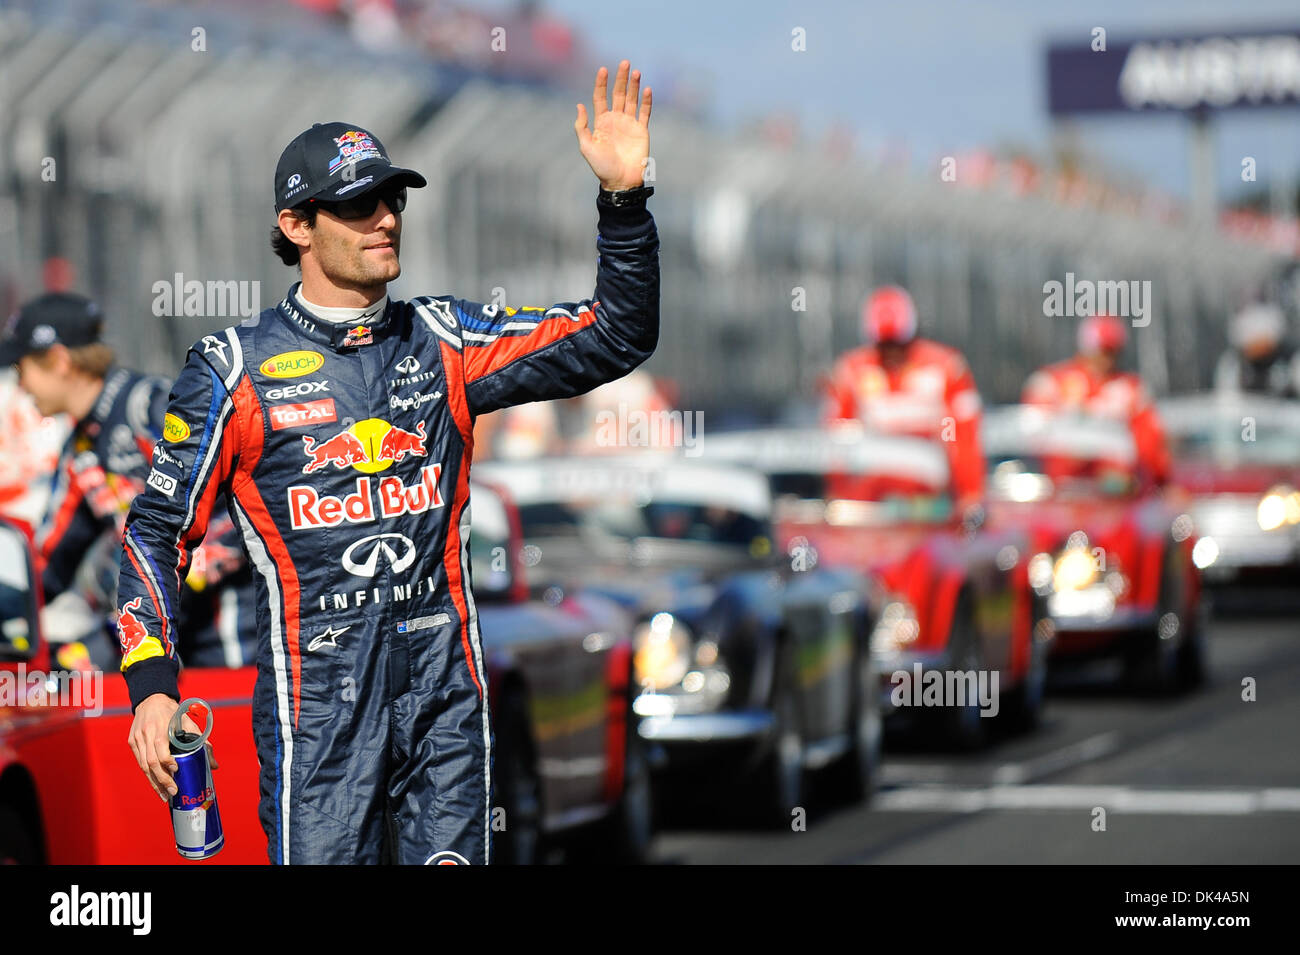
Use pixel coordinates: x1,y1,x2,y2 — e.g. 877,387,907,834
296,287,389,325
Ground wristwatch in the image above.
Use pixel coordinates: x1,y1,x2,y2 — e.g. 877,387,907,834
598,184,655,207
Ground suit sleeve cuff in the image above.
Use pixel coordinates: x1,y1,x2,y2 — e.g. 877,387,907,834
124,657,181,712
596,188,654,240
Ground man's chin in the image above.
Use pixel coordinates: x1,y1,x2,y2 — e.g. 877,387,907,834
363,256,401,284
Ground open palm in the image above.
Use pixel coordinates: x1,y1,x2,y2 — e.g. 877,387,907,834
575,60,652,191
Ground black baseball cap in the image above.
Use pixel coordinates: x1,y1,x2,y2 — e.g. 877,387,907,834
0,293,104,366
274,122,427,212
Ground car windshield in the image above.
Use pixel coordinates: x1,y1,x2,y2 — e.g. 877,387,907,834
518,497,769,550
766,469,954,524
984,408,1137,500
1165,414,1300,467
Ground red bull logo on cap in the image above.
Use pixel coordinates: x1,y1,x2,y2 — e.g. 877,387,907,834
301,419,427,474
328,131,382,174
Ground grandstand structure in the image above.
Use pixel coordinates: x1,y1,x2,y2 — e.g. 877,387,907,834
0,2,1291,418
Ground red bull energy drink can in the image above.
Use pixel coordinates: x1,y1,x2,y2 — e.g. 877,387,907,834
168,698,224,860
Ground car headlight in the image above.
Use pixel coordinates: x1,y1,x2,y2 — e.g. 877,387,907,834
1258,486,1300,531
871,600,920,654
1053,547,1098,592
1028,552,1054,592
1192,536,1219,569
633,612,692,691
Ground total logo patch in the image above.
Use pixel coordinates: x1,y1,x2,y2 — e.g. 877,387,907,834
424,851,469,866
301,418,426,474
260,350,324,379
270,398,338,431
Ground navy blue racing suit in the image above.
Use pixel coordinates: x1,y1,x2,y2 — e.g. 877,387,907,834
116,191,660,864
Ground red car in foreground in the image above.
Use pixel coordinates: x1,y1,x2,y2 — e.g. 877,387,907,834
704,427,1050,749
982,406,1207,693
0,483,650,864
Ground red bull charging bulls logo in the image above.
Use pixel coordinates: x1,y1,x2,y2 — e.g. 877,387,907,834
301,419,427,474
117,597,149,655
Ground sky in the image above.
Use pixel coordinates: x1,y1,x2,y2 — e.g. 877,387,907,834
474,0,1300,205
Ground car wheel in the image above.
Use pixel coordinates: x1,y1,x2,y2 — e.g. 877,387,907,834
0,805,38,866
1125,553,1183,696
1004,596,1049,731
1177,597,1210,691
603,725,654,864
931,598,987,751
492,692,543,865
831,642,881,804
753,642,804,826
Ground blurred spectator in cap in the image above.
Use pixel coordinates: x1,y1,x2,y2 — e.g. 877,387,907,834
1022,313,1170,487
1213,302,1300,399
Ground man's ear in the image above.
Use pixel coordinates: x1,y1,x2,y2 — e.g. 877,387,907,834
277,209,313,252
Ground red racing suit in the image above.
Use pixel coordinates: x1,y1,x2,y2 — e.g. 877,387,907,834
824,338,986,506
1020,357,1170,486
115,191,659,864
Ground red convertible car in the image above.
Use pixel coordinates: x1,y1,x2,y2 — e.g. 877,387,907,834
703,427,1050,749
0,483,650,864
982,406,1207,693
1160,394,1300,593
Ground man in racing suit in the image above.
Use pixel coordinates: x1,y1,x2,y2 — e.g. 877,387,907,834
118,61,658,864
0,292,258,671
824,285,986,519
1021,313,1170,486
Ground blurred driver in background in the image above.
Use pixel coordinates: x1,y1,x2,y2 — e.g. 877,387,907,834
1021,313,1170,487
1213,302,1300,399
824,285,986,522
0,292,255,671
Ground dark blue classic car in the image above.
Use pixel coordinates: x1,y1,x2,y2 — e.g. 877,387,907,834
476,455,881,824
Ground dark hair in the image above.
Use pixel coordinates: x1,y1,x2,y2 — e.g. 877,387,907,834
270,205,318,267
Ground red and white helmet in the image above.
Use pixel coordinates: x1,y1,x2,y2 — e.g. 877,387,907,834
862,286,918,344
1077,313,1127,355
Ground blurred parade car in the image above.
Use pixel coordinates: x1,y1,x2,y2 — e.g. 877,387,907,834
982,406,1206,693
703,427,1049,749
1160,394,1300,591
0,484,650,864
475,455,881,822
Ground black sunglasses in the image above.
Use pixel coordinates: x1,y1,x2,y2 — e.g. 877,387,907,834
310,186,407,220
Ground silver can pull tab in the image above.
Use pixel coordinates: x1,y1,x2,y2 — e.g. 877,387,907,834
167,698,214,753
